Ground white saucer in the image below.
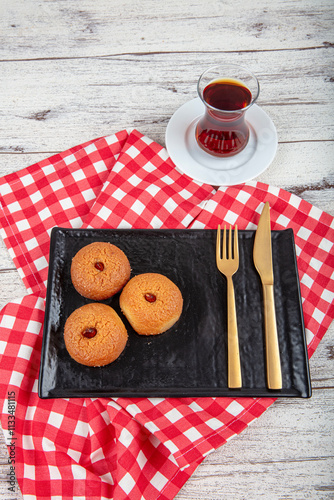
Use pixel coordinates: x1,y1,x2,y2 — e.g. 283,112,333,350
165,98,278,186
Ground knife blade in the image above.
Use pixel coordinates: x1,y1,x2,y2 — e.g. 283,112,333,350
253,202,282,390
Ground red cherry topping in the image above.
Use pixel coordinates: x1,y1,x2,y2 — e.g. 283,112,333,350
82,327,97,338
94,262,104,271
145,293,156,303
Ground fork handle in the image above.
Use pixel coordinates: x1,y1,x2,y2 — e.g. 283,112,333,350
227,276,242,388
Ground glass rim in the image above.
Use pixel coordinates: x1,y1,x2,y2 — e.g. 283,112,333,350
197,63,260,114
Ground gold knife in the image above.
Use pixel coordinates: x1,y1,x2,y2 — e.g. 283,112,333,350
253,202,282,390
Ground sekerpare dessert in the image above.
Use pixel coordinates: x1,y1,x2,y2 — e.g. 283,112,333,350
64,303,128,367
119,273,183,335
70,242,131,300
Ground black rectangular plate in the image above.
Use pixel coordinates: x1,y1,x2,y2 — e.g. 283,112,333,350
38,227,311,399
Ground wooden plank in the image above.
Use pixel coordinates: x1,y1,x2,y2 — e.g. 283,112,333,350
0,48,333,154
1,0,333,59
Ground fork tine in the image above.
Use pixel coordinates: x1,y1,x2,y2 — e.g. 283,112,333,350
223,225,227,260
228,225,232,259
216,224,221,262
234,225,239,262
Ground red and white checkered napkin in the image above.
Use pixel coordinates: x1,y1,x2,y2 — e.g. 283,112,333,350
0,129,333,499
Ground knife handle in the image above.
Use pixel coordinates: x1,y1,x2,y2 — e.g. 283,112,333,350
227,276,242,388
263,284,282,390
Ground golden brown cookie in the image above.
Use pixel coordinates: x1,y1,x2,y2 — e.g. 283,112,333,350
119,273,183,335
64,303,128,367
71,242,131,300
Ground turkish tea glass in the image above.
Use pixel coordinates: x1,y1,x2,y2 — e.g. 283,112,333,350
195,64,260,157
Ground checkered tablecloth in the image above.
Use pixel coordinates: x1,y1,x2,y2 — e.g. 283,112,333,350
0,129,333,499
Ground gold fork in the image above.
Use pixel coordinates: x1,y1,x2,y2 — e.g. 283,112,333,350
216,225,242,388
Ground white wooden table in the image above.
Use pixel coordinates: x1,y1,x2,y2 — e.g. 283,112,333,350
0,1,333,498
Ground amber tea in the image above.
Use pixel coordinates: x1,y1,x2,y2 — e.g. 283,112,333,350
196,65,259,158
203,78,252,112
